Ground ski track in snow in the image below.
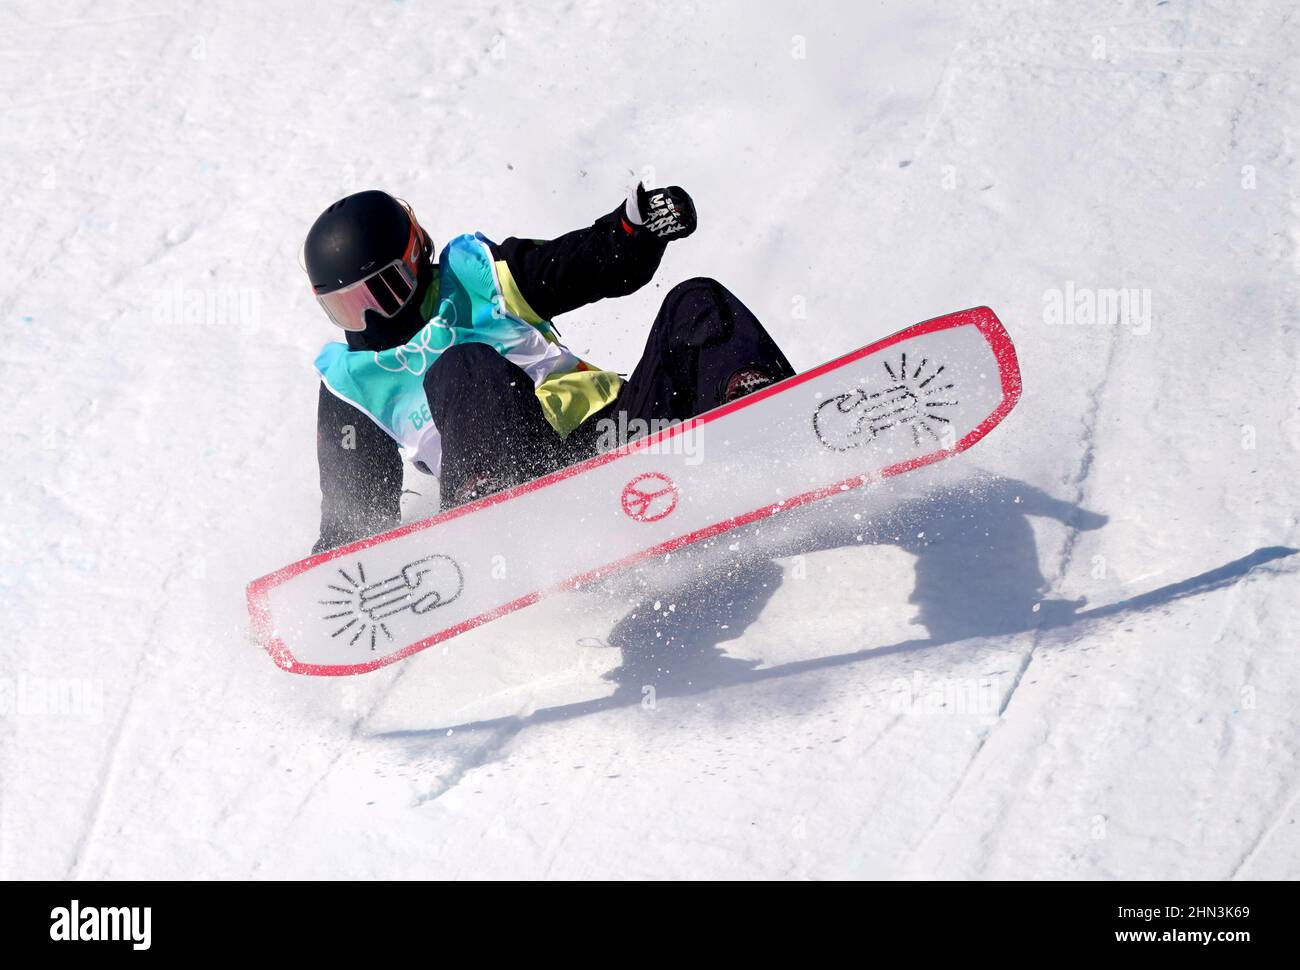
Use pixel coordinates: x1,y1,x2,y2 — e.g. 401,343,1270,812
896,11,1129,868
64,551,187,878
3,0,1299,878
1231,778,1300,879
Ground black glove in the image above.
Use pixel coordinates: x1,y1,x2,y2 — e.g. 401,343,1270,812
627,182,697,240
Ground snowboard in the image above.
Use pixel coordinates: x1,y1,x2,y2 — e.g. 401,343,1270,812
248,306,1021,675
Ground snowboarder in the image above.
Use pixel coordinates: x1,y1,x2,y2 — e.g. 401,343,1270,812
303,185,795,553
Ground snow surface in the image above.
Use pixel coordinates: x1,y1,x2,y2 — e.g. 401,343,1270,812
2,0,1299,879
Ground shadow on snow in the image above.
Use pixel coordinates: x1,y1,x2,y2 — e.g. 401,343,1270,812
374,474,1296,741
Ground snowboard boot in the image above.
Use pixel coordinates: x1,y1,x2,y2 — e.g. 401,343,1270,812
449,474,507,507
722,366,779,403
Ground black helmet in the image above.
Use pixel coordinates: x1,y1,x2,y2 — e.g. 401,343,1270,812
303,190,432,340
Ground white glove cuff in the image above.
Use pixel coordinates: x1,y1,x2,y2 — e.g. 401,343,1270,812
624,184,644,226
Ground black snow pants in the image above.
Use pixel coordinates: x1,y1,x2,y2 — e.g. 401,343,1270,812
423,277,795,505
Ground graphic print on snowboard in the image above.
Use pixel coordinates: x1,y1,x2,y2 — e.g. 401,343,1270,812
620,472,681,523
248,306,1021,675
319,555,464,652
813,355,956,451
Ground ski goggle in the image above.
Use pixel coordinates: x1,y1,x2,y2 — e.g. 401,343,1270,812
314,209,425,333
